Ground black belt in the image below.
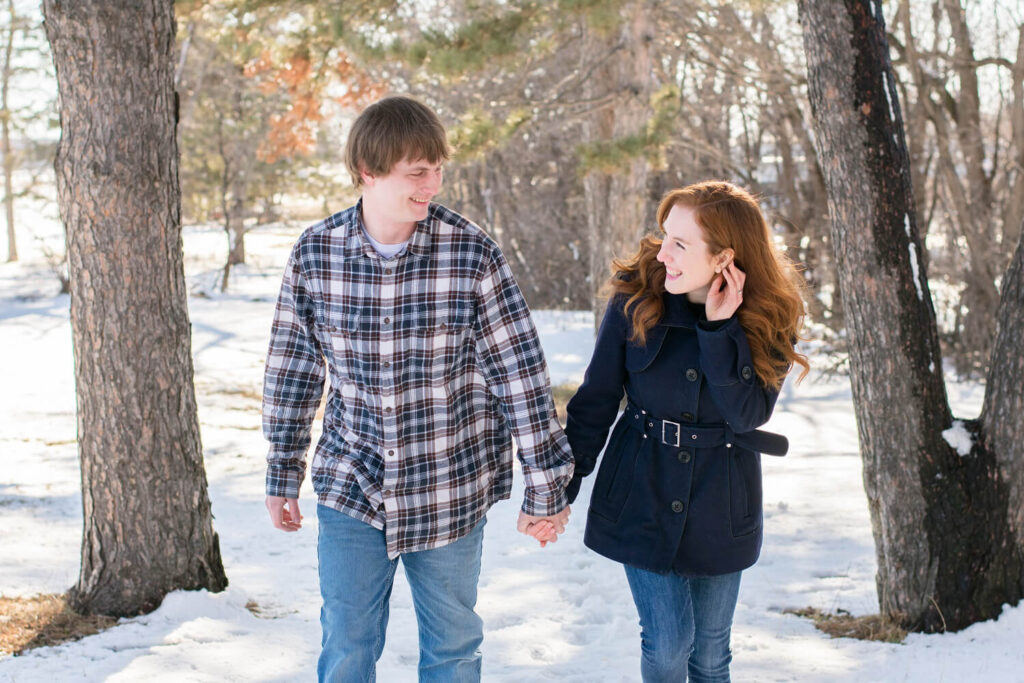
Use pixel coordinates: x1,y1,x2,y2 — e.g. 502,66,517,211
623,398,788,456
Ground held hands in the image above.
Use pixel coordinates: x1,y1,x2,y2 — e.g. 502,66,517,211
517,505,571,548
706,262,746,321
266,495,303,532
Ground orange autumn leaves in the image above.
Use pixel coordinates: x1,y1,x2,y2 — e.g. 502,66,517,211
244,50,385,164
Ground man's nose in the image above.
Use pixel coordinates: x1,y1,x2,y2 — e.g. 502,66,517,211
425,170,443,194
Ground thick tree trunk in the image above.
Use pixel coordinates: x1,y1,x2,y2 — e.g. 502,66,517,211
984,221,1024,554
44,0,227,616
581,2,653,328
798,0,1024,631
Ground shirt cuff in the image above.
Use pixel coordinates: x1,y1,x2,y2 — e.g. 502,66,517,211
266,462,304,499
521,484,570,518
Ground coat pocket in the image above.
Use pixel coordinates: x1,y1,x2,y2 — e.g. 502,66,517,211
728,449,762,537
590,428,640,523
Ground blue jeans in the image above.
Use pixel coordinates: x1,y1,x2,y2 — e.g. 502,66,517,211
624,565,742,683
316,504,485,683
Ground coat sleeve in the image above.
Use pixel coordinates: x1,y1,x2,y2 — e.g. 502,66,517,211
563,297,629,503
696,316,781,433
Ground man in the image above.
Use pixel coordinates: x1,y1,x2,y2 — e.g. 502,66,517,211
262,94,573,682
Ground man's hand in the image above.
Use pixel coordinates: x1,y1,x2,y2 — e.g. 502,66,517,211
517,505,570,548
266,495,303,532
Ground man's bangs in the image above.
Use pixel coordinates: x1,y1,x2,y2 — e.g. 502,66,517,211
405,133,450,165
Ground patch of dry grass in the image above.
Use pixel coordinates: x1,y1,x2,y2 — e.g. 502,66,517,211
551,382,579,423
785,606,908,643
0,593,117,656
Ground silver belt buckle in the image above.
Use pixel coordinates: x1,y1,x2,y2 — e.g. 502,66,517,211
662,420,681,447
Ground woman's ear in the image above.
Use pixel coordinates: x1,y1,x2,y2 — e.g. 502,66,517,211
716,248,735,270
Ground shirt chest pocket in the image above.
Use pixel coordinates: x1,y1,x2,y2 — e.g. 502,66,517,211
422,300,475,385
317,306,375,382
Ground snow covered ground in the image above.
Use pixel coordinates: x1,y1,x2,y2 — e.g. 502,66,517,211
2,217,1023,682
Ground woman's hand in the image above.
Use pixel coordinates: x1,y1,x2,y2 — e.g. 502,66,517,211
524,520,558,547
517,505,570,548
706,262,746,321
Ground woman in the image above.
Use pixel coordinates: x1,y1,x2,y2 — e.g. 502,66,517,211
533,181,808,682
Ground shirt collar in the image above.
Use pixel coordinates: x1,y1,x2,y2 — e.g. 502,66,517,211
342,198,434,261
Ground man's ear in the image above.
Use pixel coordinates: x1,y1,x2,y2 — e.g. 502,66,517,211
359,166,375,187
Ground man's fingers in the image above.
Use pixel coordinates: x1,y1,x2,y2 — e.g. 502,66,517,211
267,496,301,532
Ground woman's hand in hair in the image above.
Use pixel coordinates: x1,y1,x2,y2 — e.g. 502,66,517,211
706,262,746,321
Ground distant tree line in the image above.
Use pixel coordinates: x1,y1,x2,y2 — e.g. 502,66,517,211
168,0,1021,378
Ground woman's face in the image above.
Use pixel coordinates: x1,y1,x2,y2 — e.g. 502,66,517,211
657,205,724,303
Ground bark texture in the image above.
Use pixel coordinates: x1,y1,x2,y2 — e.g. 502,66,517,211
984,223,1024,553
799,0,1023,631
43,0,227,616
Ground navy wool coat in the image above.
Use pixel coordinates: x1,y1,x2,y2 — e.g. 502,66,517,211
564,293,788,576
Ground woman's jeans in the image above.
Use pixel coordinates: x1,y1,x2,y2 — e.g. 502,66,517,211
624,565,743,683
316,504,485,683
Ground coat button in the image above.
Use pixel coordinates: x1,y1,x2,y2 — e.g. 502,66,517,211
678,450,692,463
741,365,753,380
685,368,698,382
682,412,695,422
671,500,684,513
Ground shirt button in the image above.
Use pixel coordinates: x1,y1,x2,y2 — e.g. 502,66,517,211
383,489,393,497
682,412,695,422
383,360,391,368
741,365,753,380
385,268,393,275
685,368,698,382
384,406,393,414
671,500,684,513
387,449,395,457
384,317,391,325
678,450,692,463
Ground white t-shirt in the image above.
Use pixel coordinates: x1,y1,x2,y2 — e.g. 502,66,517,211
363,227,409,259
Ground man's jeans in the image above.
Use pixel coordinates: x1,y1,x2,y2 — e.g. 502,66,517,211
316,504,485,683
624,565,742,683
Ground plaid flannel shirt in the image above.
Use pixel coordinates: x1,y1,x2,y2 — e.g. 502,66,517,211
262,200,574,558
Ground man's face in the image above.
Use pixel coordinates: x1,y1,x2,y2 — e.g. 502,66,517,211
361,157,444,229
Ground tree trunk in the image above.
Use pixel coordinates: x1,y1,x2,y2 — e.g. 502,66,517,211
798,0,1024,631
581,2,653,328
984,219,1024,556
2,0,16,263
44,0,227,616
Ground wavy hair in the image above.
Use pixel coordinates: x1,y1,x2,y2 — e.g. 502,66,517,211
608,181,809,390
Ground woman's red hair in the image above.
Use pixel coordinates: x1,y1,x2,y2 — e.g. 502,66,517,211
609,181,809,390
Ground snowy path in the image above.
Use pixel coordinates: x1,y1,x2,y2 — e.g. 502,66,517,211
2,225,1022,681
